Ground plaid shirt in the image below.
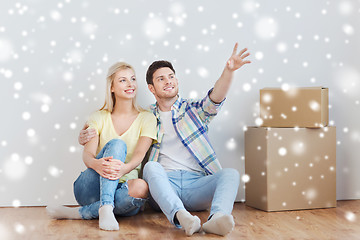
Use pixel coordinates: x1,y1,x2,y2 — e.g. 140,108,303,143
148,88,224,175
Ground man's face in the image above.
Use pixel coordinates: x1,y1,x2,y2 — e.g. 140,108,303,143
148,67,179,100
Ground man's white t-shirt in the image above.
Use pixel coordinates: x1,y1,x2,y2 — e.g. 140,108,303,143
158,110,204,172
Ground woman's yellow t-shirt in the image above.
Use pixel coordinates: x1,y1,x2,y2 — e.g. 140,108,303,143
87,110,157,183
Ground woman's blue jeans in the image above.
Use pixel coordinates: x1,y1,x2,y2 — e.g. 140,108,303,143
73,139,146,220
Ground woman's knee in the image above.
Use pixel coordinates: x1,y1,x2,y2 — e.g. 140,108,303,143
102,139,127,161
127,179,149,199
106,139,127,150
73,168,99,190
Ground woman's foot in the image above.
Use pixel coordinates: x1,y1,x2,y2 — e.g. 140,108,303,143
99,205,119,231
46,205,82,219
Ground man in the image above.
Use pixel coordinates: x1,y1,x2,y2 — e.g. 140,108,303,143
79,43,250,236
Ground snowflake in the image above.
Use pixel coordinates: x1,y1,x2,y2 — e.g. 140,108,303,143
197,67,209,78
278,147,287,156
255,17,278,39
22,112,31,120
255,117,263,126
48,166,62,178
255,51,264,60
144,16,167,40
342,24,354,36
345,211,356,222
226,138,236,150
243,83,251,92
27,129,36,137
189,91,198,99
0,38,14,62
4,155,27,181
242,174,250,183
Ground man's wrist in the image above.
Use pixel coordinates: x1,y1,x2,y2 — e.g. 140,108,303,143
223,65,235,76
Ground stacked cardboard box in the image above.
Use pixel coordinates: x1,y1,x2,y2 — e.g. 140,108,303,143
245,87,336,211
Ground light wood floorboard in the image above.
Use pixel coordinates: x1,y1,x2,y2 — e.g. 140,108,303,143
0,200,359,239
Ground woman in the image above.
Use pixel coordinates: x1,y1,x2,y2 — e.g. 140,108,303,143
47,62,157,231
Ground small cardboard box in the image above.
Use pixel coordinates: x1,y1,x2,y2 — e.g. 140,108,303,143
260,87,329,128
245,127,336,211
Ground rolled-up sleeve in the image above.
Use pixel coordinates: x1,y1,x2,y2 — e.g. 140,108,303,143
87,111,102,135
140,112,157,140
193,88,225,125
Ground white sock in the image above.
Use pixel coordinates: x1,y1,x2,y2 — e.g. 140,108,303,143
46,205,82,219
176,209,201,236
99,205,119,231
202,212,235,236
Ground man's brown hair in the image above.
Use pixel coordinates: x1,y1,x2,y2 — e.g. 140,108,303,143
146,60,176,85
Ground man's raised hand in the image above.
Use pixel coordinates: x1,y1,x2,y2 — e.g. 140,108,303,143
226,43,251,71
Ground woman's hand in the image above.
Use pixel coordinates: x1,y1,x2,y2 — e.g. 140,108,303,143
107,159,130,180
91,156,113,179
92,157,128,180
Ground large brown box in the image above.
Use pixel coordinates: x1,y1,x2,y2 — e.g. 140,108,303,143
260,87,329,128
245,127,336,211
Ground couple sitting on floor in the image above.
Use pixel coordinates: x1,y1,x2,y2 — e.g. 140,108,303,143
47,43,251,236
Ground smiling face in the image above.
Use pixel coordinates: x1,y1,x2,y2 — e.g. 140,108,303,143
111,68,137,100
148,67,179,100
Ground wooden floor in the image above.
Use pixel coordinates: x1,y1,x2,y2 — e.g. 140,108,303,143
0,200,359,240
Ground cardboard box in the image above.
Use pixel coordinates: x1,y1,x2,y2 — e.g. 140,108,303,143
245,126,336,211
260,87,329,128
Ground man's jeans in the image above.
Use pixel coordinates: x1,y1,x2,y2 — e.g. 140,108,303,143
143,161,240,227
73,139,146,219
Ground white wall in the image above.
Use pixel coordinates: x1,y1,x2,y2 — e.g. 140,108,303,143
1,0,359,206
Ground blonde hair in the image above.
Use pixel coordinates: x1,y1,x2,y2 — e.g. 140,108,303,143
100,62,142,112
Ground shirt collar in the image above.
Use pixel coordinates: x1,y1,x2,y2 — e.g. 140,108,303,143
172,95,183,111
151,95,183,117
